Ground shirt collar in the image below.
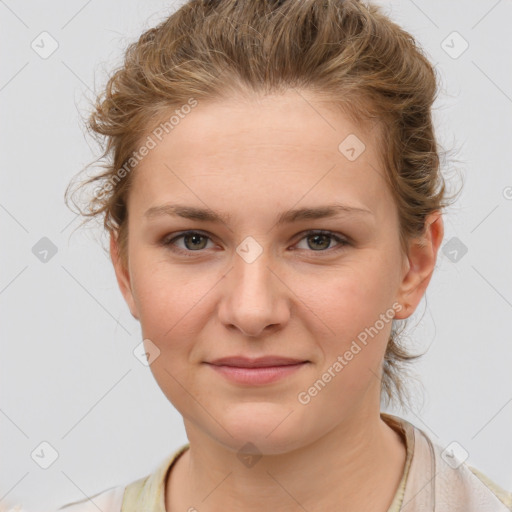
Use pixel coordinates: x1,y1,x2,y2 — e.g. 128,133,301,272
122,413,415,512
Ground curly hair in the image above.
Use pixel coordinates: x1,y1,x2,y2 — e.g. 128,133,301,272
66,0,461,410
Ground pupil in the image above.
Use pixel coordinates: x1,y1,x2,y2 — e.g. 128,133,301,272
310,234,329,250
186,234,205,250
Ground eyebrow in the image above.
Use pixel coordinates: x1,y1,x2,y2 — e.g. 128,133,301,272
144,203,373,225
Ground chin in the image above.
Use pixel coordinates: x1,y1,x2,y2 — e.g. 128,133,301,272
212,404,311,455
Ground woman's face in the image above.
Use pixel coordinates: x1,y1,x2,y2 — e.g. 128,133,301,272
112,90,435,454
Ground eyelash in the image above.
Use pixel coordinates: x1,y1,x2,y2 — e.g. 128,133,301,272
160,230,349,257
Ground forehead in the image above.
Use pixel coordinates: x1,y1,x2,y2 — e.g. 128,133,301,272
128,90,390,218
144,90,382,160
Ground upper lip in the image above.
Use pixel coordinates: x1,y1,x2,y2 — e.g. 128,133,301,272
206,356,308,368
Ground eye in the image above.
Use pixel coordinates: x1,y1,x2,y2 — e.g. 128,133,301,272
294,230,349,253
161,231,215,255
160,229,349,257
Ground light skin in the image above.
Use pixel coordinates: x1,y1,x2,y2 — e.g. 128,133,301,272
110,89,444,511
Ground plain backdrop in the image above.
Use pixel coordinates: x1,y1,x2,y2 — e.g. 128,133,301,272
1,0,511,510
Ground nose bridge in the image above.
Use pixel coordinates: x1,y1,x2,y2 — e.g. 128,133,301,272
232,240,277,308
219,239,289,336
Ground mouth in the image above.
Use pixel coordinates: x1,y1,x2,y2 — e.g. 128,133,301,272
206,356,309,368
204,356,310,385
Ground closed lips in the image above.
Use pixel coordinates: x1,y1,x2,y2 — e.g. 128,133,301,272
206,357,309,368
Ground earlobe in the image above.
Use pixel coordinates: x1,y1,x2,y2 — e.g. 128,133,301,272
109,232,140,320
394,212,444,320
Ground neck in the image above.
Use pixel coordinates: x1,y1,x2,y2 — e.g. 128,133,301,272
166,410,407,512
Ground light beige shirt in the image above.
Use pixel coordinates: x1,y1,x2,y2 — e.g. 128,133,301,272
56,413,512,512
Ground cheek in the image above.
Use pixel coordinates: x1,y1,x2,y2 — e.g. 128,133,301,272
311,261,396,339
130,262,214,410
130,254,214,337
296,274,394,417
299,257,397,392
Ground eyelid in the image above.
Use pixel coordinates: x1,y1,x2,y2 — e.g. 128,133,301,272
292,230,349,252
161,230,217,252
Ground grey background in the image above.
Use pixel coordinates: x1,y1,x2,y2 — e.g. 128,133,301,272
1,0,511,510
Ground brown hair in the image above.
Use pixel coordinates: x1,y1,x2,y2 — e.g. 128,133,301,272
66,0,461,409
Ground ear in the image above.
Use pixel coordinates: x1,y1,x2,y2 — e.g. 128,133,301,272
110,231,139,320
394,211,444,320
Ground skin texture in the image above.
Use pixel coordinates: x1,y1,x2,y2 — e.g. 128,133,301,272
110,89,444,511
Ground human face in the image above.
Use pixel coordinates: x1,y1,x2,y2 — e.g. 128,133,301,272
112,89,413,454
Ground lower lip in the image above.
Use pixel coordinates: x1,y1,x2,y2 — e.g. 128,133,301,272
206,362,308,385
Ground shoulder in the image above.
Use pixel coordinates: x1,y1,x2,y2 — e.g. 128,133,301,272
466,464,512,510
403,417,512,511
56,486,125,512
54,444,190,512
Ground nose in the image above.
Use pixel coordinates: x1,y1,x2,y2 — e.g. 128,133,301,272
217,249,291,338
